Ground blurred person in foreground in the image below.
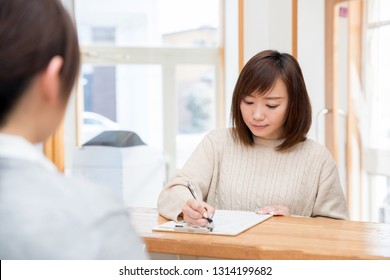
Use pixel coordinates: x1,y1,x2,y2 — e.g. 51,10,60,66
0,0,147,260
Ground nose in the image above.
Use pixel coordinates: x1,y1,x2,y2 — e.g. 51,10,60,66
253,105,265,121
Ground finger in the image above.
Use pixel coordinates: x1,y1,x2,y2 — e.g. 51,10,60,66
256,205,289,215
203,202,215,219
188,199,207,215
273,205,290,216
271,209,289,216
182,212,209,227
256,207,272,215
182,200,205,220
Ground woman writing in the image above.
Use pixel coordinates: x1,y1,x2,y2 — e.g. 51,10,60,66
157,50,349,227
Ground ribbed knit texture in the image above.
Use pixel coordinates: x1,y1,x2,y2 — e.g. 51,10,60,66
158,128,349,221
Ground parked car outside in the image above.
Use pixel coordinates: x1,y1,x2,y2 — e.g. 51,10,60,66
82,111,120,144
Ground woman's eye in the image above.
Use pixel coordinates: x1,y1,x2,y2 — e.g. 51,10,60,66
267,105,279,109
243,100,253,105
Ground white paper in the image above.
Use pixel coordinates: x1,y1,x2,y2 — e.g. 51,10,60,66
153,210,272,236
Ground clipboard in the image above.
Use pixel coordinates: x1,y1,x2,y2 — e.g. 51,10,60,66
153,210,272,236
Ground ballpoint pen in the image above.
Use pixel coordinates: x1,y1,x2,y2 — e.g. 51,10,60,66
186,180,214,231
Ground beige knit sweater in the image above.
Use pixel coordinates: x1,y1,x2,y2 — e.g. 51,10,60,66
157,128,349,221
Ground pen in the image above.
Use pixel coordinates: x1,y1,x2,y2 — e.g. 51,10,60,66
186,181,214,230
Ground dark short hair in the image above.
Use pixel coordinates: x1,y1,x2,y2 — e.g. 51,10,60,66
231,50,312,151
0,0,80,126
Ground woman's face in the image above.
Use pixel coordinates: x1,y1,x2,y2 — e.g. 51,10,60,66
240,78,288,140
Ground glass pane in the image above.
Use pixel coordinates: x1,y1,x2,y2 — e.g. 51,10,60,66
367,175,389,222
368,0,390,23
74,0,220,48
366,26,390,150
176,64,216,167
367,0,380,24
79,64,163,151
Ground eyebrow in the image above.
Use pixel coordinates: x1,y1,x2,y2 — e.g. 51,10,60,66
246,95,284,100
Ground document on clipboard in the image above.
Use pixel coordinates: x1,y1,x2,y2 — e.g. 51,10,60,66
152,210,272,236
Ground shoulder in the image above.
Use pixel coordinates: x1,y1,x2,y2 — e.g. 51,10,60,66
204,128,235,144
294,139,336,167
55,173,126,219
1,159,124,222
198,128,239,154
296,138,332,154
0,160,146,259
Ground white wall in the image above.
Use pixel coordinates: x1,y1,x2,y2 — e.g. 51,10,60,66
242,0,324,141
225,0,293,127
244,0,292,62
297,0,325,142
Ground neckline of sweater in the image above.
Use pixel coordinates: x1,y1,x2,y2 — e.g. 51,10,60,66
253,136,285,148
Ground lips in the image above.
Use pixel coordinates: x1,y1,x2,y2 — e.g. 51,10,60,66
252,124,268,129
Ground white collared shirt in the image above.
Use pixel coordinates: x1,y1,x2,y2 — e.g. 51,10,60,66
0,133,56,172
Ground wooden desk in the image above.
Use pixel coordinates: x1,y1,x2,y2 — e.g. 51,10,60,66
129,208,390,260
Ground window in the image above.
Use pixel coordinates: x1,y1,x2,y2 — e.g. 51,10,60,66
91,27,116,43
363,0,390,221
175,64,216,167
71,0,222,176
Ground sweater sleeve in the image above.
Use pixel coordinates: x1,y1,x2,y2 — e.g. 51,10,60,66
312,151,350,220
157,131,217,221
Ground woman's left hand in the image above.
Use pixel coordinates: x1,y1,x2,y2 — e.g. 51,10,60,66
255,205,290,216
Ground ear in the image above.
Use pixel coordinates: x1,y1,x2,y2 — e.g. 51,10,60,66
39,56,64,105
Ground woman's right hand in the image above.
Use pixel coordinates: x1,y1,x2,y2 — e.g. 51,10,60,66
181,199,215,227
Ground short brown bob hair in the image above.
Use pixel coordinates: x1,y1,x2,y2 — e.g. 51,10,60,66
231,50,312,151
